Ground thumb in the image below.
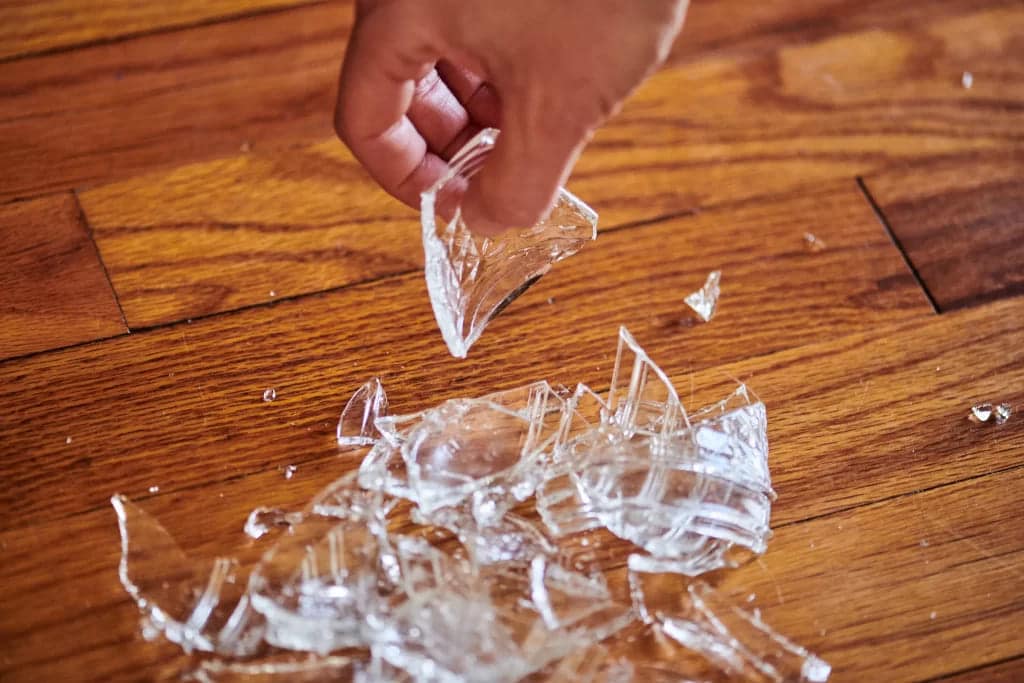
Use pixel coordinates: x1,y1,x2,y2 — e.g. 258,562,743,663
460,105,591,237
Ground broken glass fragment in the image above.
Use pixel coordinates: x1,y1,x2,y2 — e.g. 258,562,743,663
961,71,974,89
970,403,994,422
638,579,831,683
244,507,304,540
112,495,261,656
684,270,721,322
607,327,688,437
283,465,297,480
247,514,386,654
190,654,359,683
263,388,277,402
802,233,826,252
421,127,598,358
995,403,1012,425
337,377,388,448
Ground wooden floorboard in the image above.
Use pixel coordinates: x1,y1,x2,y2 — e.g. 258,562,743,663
931,657,1024,682
0,2,349,203
0,182,933,527
0,0,326,61
75,2,1024,326
0,193,126,359
864,154,1024,311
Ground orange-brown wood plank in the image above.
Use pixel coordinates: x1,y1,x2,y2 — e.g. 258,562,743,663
76,2,1024,325
0,0,324,61
0,183,932,527
0,193,126,359
863,155,1024,312
79,140,422,327
0,2,350,203
935,658,1024,682
0,303,1021,681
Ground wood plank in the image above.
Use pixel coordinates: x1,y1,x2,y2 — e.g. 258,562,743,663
933,657,1024,682
0,396,1020,681
863,154,1024,311
80,140,422,327
0,2,350,202
0,0,322,61
0,183,932,529
0,193,126,359
77,3,1024,325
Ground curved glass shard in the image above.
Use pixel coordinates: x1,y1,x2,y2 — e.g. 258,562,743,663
633,578,831,683
684,270,721,322
421,128,598,358
112,495,261,656
337,377,388,448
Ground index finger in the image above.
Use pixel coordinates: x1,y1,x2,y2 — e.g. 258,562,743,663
334,4,447,208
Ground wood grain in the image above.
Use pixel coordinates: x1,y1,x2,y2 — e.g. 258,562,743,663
0,2,349,202
80,140,422,327
74,2,1024,324
934,658,1024,682
863,154,1024,311
0,183,932,528
0,0,323,61
0,193,126,359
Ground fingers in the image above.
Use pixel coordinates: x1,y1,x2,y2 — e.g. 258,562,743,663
334,3,445,207
406,69,481,160
436,61,502,129
460,96,592,237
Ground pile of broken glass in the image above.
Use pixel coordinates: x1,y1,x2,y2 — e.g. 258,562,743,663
113,328,830,682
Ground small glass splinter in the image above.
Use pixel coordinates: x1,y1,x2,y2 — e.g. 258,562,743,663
970,403,994,423
994,403,1012,424
337,377,389,448
685,270,721,322
421,128,598,358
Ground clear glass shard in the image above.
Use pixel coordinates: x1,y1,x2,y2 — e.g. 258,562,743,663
802,233,827,252
402,397,543,514
112,495,261,656
421,127,598,358
684,270,721,322
190,655,360,683
647,580,831,683
995,403,1012,424
244,507,304,540
529,556,619,632
970,403,994,422
247,514,388,654
263,388,277,402
536,464,603,538
337,377,389,448
607,327,689,436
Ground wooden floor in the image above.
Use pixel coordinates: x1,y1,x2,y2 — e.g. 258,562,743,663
1,1,1022,680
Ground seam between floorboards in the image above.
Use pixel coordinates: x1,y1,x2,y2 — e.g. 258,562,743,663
72,191,130,333
856,176,941,314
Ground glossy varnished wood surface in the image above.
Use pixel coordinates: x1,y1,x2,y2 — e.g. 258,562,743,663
0,0,1022,681
0,0,323,61
865,155,1024,311
0,193,126,359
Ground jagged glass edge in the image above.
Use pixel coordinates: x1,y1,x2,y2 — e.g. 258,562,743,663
421,127,598,358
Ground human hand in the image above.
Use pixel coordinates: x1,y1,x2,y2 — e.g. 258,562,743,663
334,0,689,236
